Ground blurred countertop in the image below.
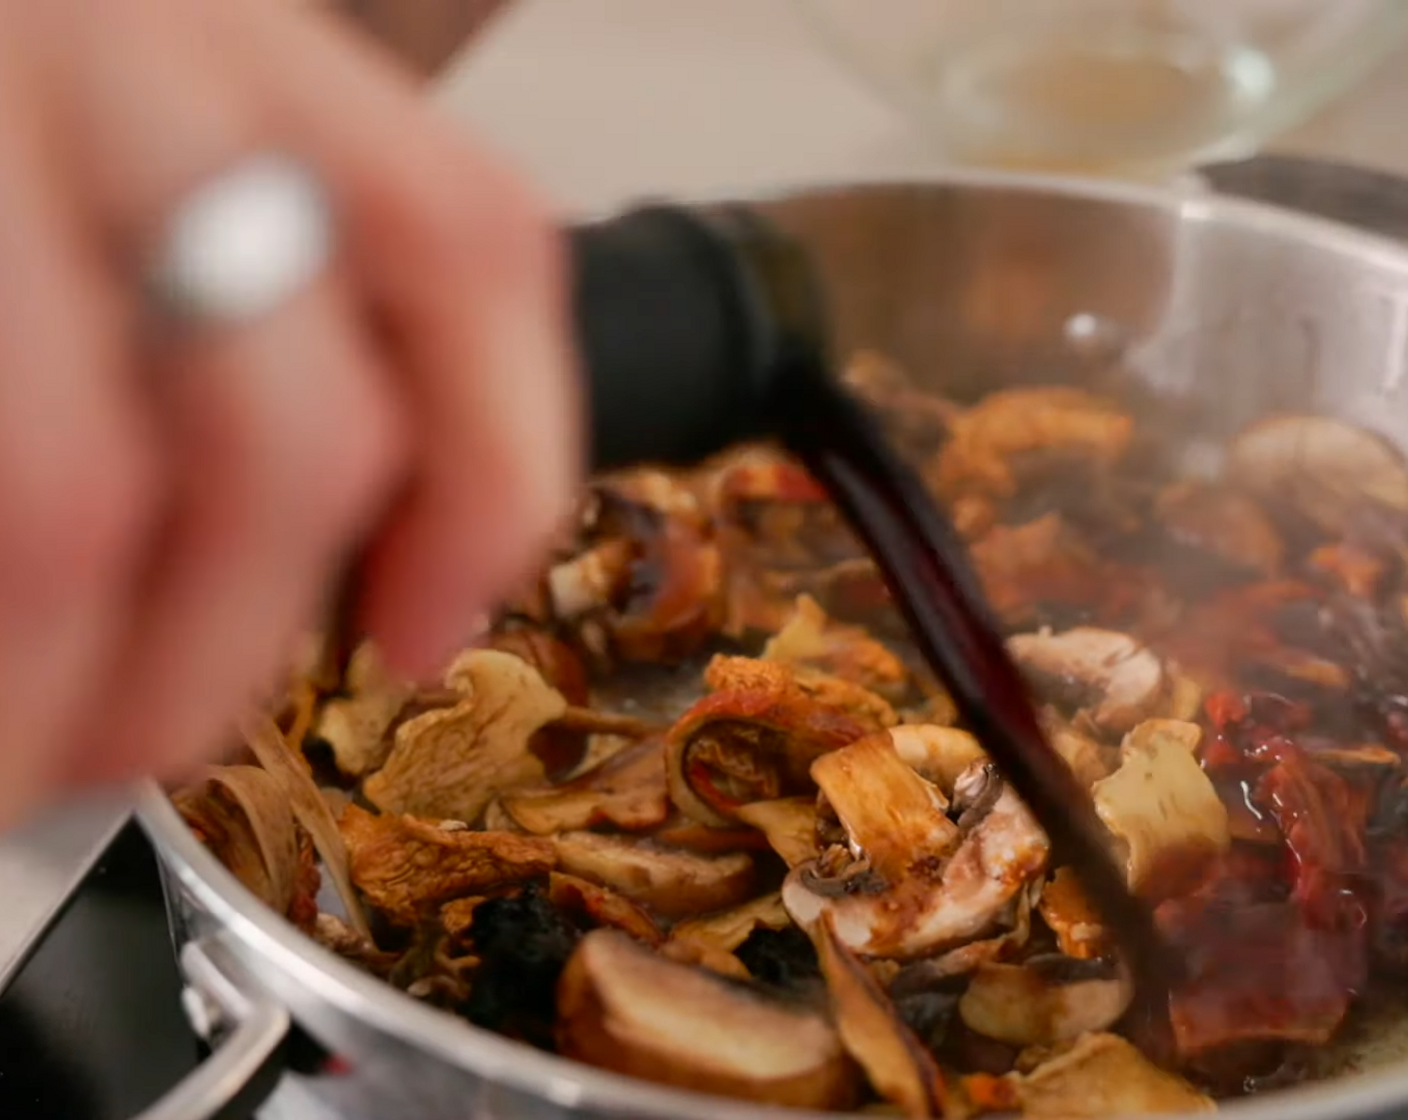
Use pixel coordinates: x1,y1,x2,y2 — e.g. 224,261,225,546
433,0,1408,211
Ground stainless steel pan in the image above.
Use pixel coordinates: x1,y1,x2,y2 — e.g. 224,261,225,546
136,162,1408,1120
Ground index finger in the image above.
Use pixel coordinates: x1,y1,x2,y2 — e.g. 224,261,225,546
227,4,581,677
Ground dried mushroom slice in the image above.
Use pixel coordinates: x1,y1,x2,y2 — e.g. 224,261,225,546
1229,414,1408,534
932,387,1134,502
499,738,668,835
175,765,302,918
310,642,413,777
547,872,662,945
968,514,1114,629
364,650,566,823
1007,627,1165,736
706,653,897,733
556,929,859,1110
816,915,946,1119
785,760,1049,959
552,831,756,919
734,797,819,868
1041,714,1115,788
1092,719,1229,899
1037,868,1108,960
666,673,871,827
311,914,400,978
958,956,1132,1047
669,892,791,956
551,474,725,663
1155,480,1284,577
340,804,555,926
243,714,370,936
762,594,909,701
810,734,959,883
1008,1033,1214,1116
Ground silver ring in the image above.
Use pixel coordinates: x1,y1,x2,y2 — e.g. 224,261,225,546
145,154,335,328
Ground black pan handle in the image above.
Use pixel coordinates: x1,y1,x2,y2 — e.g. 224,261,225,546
567,204,829,473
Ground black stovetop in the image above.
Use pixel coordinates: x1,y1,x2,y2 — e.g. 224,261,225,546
0,822,206,1119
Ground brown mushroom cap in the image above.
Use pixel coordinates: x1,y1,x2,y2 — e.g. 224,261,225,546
1007,628,1165,736
1228,413,1408,534
556,929,859,1110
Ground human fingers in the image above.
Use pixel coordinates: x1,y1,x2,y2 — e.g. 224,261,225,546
0,15,157,824
225,5,581,679
41,0,408,781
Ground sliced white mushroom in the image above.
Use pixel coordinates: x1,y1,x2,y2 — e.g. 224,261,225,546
1092,719,1229,899
887,724,988,796
958,956,1133,1046
784,761,1049,960
1007,627,1165,736
1228,414,1408,533
556,929,859,1110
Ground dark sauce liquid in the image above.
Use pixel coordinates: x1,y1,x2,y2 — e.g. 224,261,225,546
771,357,1172,998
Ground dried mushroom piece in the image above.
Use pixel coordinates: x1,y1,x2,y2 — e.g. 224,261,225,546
311,913,399,978
556,929,859,1110
669,892,791,956
550,473,725,663
1092,719,1229,899
175,765,302,918
340,804,555,926
707,653,897,733
1007,627,1165,737
1040,714,1115,788
1155,480,1284,577
734,797,819,868
1229,414,1408,534
968,514,1115,628
785,759,1049,959
1037,868,1108,960
364,650,566,823
932,387,1134,502
957,956,1132,1047
810,734,959,883
499,738,668,835
548,872,662,945
243,714,369,937
666,670,871,827
439,897,484,943
552,831,756,919
816,915,946,1118
1008,1033,1214,1116
762,594,909,701
310,642,412,777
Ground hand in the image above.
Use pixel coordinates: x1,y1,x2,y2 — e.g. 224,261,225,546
0,0,579,825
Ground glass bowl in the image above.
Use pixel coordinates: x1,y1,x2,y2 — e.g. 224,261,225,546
793,0,1408,178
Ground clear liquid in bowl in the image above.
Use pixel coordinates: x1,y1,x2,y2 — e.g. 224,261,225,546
919,27,1278,174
